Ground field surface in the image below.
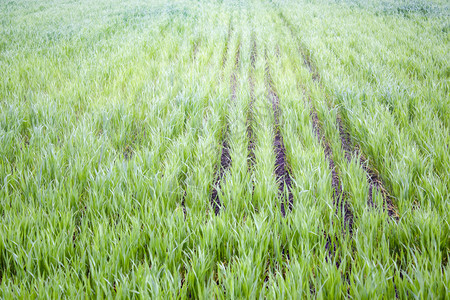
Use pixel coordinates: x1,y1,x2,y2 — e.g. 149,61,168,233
0,0,449,298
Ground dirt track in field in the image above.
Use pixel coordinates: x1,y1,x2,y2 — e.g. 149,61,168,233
191,38,200,62
72,204,87,248
309,102,354,234
264,50,294,217
221,18,234,74
247,33,257,168
210,37,241,216
211,138,231,215
336,117,399,219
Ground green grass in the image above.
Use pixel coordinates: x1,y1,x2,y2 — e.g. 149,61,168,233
0,0,448,298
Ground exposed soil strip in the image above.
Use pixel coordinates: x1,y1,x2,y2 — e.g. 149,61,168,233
250,32,257,70
211,137,231,215
336,117,399,219
221,17,234,70
72,204,87,248
231,42,241,99
264,50,294,217
247,32,257,167
181,190,187,218
308,102,354,234
277,12,320,82
210,40,241,216
191,38,200,62
275,44,281,60
123,144,133,160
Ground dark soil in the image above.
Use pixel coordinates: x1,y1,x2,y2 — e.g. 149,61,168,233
234,41,241,69
210,39,241,216
250,33,257,69
230,43,240,100
360,155,399,219
181,190,187,218
336,117,353,162
72,205,87,248
192,39,200,62
273,126,294,216
247,77,256,167
211,138,231,216
336,117,399,219
221,18,234,69
247,33,257,167
278,12,320,82
123,144,133,160
265,52,294,216
302,52,319,82
275,44,281,59
324,234,337,262
309,105,353,234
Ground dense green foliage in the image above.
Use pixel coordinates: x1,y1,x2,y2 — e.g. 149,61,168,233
0,0,448,298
